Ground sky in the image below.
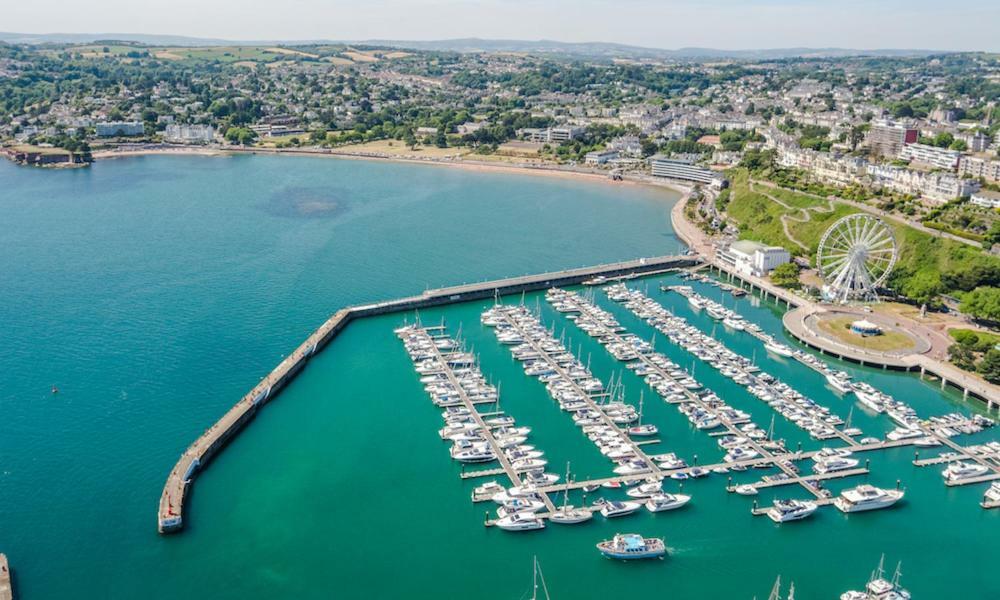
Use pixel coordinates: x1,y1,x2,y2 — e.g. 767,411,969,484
4,0,1000,52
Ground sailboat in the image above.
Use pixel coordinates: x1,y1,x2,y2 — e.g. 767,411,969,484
527,556,552,600
764,576,796,600
840,555,911,600
628,391,658,437
548,462,593,525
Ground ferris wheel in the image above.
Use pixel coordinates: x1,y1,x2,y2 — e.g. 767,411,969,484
817,214,898,303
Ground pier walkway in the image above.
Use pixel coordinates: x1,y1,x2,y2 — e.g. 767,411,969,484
419,327,556,513
489,306,662,478
158,254,695,533
548,288,851,504
0,554,12,600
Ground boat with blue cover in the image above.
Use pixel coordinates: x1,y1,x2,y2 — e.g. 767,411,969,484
596,533,666,560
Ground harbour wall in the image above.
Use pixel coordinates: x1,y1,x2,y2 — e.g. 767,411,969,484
0,554,12,600
158,254,698,533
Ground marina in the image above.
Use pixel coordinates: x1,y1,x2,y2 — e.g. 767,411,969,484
5,154,1000,598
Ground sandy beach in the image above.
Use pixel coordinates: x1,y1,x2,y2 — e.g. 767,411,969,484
87,143,691,194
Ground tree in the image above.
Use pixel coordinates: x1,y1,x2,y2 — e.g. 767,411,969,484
960,286,1000,322
948,343,977,371
224,126,256,146
770,263,801,288
932,132,955,148
403,130,417,150
978,348,1000,384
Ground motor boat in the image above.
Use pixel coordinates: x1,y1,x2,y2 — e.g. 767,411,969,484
813,456,860,474
645,493,691,512
766,499,818,523
625,481,663,498
495,513,545,532
764,341,795,358
834,484,904,513
942,461,990,483
734,484,758,496
596,533,666,560
598,500,642,518
982,482,1000,506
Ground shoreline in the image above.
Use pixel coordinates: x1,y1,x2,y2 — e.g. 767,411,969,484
668,191,1000,405
87,144,691,194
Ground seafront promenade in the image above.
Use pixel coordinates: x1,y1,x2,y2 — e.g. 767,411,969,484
669,195,1000,408
157,254,697,533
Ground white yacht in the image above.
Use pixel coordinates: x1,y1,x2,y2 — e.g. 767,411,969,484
628,423,658,437
598,500,642,518
734,484,758,496
942,461,990,483
764,341,795,358
723,317,745,331
834,484,904,513
982,481,1000,506
625,481,664,498
840,556,911,600
645,493,691,512
495,513,545,532
548,503,593,524
813,456,860,474
886,427,924,442
688,295,705,310
766,499,818,523
826,373,854,395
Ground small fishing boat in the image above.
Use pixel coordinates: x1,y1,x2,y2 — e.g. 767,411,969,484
596,533,666,560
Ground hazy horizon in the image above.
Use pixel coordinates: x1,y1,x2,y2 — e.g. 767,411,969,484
4,0,1000,52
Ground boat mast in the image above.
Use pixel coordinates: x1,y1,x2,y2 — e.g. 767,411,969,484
767,575,781,600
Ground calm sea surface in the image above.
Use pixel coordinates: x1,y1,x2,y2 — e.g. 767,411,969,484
0,155,995,599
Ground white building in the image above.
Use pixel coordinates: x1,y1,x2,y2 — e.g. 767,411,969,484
164,124,215,144
718,240,791,277
970,190,1000,209
649,156,723,186
867,164,980,203
95,121,145,137
520,126,584,144
584,150,619,165
899,143,959,171
958,156,1000,183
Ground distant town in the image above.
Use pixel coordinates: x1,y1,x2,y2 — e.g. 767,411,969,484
3,40,1000,381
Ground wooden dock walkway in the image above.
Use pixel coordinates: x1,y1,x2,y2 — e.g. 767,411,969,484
739,467,870,492
660,285,860,447
157,254,696,533
492,307,662,478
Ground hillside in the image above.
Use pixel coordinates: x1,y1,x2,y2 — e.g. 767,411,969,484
723,169,1000,307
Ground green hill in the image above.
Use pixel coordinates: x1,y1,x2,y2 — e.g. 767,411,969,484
723,169,1000,308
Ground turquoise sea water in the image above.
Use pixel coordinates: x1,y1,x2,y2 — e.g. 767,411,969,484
0,155,996,599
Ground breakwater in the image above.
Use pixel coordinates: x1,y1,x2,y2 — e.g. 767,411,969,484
157,254,697,532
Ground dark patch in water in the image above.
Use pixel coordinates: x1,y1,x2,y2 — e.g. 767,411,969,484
261,186,347,219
